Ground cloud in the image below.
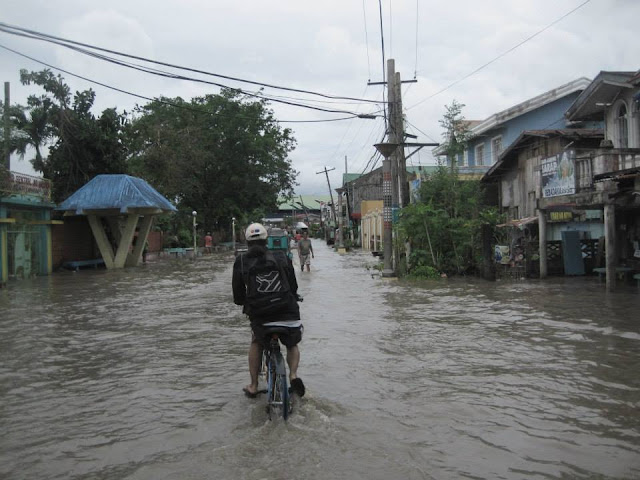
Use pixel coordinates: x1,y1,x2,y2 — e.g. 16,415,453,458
1,0,638,193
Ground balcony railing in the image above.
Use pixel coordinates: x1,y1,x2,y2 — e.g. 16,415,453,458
575,148,640,192
0,170,52,201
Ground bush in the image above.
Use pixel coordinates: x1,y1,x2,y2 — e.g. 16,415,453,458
408,265,440,279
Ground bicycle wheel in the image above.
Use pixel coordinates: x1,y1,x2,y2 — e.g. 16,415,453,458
268,351,290,420
266,360,276,420
278,373,290,420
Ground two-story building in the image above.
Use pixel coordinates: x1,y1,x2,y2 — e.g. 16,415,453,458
435,78,598,174
483,70,640,290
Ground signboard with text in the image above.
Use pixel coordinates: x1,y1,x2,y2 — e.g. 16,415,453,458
541,150,576,198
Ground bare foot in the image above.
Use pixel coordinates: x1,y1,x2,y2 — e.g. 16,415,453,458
243,385,259,398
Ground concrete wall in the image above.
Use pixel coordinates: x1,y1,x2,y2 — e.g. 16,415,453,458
51,216,97,269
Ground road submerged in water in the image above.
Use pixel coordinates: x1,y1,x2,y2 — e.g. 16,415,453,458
1,244,639,479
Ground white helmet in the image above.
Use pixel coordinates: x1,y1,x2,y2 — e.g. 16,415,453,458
245,223,268,241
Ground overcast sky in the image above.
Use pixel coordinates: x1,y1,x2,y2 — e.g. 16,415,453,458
1,0,638,196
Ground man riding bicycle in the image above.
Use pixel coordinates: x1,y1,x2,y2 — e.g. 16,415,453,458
232,223,305,398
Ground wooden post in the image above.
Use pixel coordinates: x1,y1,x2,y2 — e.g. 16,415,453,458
538,209,547,278
604,203,616,291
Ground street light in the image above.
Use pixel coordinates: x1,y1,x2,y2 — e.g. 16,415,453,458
192,210,197,257
374,142,399,277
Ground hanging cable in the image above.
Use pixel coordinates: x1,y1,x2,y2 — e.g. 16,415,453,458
377,0,388,132
0,43,370,124
414,0,419,79
407,0,592,110
0,21,381,105
362,0,372,82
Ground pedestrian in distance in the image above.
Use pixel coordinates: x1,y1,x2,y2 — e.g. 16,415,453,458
297,229,314,272
205,232,213,254
232,223,305,399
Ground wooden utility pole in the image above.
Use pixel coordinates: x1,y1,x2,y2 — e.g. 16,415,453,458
316,166,339,244
387,60,399,216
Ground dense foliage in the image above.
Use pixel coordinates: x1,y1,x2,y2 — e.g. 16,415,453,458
398,167,501,277
13,69,129,202
397,100,501,278
127,90,297,235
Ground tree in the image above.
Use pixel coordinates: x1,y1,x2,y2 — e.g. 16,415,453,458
17,69,129,202
439,100,471,171
398,166,501,277
128,89,297,236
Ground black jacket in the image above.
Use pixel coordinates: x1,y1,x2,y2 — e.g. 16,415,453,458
232,245,300,323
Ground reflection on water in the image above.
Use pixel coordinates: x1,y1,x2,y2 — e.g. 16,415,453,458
1,248,639,479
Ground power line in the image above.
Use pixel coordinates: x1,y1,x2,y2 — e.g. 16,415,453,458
0,43,366,124
407,0,592,110
405,119,439,144
0,27,379,118
414,0,419,79
377,0,387,127
362,0,372,82
0,22,381,105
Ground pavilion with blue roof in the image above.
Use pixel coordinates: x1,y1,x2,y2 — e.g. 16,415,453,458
57,174,177,269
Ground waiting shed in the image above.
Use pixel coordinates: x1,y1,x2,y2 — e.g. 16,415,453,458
56,174,177,269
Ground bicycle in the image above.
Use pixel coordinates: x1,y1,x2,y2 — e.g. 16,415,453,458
260,327,293,420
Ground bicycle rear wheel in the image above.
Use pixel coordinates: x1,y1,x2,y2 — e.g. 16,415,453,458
266,351,290,420
277,372,290,420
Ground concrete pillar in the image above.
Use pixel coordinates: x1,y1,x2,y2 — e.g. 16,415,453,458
538,209,547,278
604,203,616,291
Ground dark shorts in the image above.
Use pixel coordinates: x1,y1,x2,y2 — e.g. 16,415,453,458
251,323,303,348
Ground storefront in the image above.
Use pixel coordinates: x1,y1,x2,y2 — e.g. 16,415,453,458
0,172,58,286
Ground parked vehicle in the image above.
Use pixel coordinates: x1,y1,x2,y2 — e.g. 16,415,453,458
266,227,293,260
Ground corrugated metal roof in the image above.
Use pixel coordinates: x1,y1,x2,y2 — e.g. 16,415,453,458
483,129,603,181
278,195,331,211
56,174,177,214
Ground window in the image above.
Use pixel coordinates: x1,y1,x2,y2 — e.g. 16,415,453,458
475,144,485,166
462,150,468,167
491,135,503,164
614,102,629,148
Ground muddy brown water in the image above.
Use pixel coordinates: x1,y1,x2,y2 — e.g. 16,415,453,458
1,245,639,479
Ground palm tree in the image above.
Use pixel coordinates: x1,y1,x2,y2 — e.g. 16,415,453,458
11,102,54,174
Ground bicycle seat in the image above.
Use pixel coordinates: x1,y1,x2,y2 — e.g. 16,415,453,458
262,326,290,337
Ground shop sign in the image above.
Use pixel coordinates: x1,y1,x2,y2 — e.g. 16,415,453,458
547,211,573,222
542,150,576,198
8,172,51,199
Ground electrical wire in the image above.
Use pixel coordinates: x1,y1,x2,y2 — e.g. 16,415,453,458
414,0,419,79
407,0,592,110
0,22,381,105
0,43,366,124
362,0,372,82
405,119,439,144
377,0,387,128
0,27,379,117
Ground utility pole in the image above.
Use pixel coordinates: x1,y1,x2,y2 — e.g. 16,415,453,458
316,166,338,245
4,82,10,170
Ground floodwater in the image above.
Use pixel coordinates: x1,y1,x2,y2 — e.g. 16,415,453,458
1,245,639,480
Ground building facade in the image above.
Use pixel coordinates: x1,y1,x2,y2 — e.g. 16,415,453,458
435,78,599,174
0,171,59,286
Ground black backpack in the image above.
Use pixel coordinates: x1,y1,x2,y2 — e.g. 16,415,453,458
242,251,292,316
